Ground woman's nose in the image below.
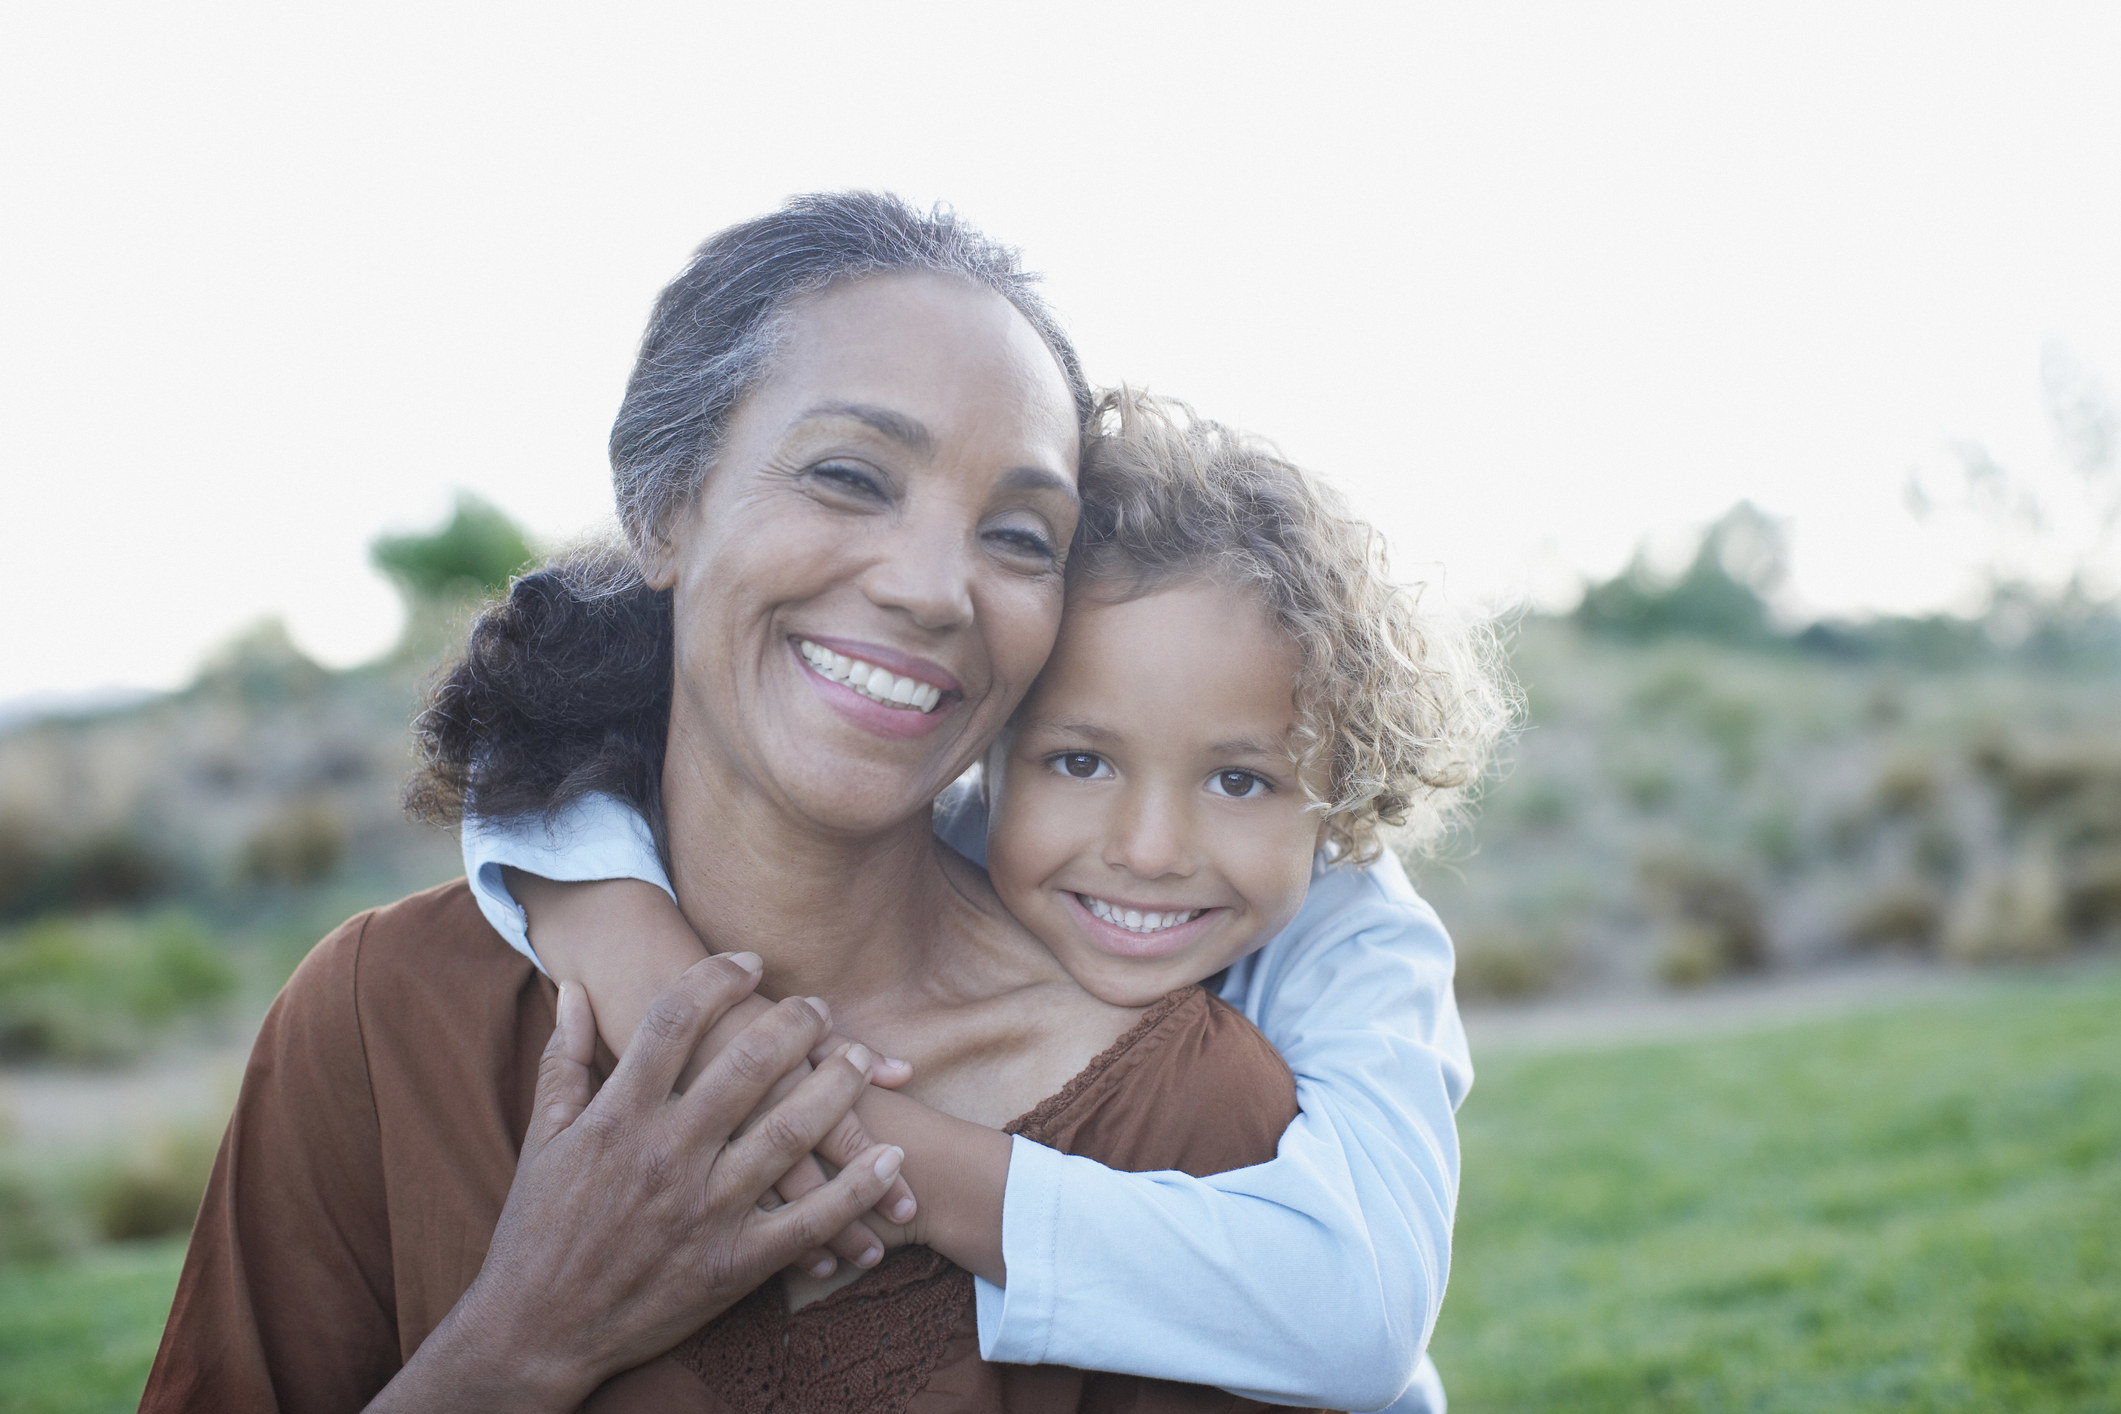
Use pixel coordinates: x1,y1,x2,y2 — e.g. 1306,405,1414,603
1102,788,1195,880
858,517,975,631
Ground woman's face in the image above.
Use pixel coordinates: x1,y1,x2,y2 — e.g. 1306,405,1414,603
646,271,1082,838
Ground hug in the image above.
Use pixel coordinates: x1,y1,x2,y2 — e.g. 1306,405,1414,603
141,192,1509,1413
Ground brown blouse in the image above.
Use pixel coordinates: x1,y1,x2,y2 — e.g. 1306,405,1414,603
140,880,1317,1414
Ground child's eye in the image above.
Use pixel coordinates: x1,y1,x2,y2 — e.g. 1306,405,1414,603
1049,752,1111,780
1209,770,1268,798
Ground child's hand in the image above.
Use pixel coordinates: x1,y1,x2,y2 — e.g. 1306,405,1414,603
743,1028,918,1280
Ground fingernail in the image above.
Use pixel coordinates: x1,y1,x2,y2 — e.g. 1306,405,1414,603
727,951,763,972
809,1256,836,1279
890,1196,916,1222
805,995,831,1024
856,1244,882,1268
873,1145,905,1180
845,1043,873,1072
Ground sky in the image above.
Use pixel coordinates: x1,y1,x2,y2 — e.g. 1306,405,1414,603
4,2,2120,705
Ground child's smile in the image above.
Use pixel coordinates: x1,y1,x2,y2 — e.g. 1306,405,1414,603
986,577,1328,1007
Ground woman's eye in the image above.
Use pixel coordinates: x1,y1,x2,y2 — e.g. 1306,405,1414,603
986,522,1058,563
1051,752,1109,780
1210,770,1267,798
810,462,887,499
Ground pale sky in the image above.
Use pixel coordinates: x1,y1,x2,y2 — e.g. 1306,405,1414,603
5,2,2119,705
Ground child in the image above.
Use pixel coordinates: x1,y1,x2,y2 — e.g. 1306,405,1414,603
465,391,1509,1410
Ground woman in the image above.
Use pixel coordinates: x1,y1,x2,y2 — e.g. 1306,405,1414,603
141,195,1333,1411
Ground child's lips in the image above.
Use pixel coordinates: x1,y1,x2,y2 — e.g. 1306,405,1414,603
1062,890,1224,959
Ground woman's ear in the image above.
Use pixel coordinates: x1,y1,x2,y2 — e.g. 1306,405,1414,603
634,523,681,591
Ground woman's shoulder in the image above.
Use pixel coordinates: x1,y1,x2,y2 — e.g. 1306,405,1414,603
1011,987,1297,1179
274,879,551,1118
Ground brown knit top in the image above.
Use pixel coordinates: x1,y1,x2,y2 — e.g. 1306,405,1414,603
140,881,1316,1414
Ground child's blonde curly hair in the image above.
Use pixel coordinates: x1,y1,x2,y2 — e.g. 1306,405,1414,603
1069,389,1516,864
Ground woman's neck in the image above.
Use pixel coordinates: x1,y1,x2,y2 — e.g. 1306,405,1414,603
658,726,958,1006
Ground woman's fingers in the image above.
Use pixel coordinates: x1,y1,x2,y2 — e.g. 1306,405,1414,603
597,953,765,1115
523,981,600,1159
675,994,835,1149
769,1152,874,1268
712,1036,875,1203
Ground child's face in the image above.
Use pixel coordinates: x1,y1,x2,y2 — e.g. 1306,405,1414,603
986,577,1327,1007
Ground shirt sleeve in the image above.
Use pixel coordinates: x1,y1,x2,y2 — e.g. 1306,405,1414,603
460,793,676,974
976,850,1472,1414
139,913,403,1414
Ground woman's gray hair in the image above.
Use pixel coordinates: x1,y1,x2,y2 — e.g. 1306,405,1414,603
610,191,1095,550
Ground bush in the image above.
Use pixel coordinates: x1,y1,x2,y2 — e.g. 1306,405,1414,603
0,824,177,923
1639,852,1768,982
1846,882,1946,950
240,799,346,887
89,1129,219,1243
1456,927,1574,1000
0,914,236,1062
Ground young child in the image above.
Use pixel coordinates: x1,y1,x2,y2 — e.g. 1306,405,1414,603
464,391,1509,1411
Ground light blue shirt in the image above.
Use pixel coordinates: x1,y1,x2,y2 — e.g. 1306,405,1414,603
465,790,1468,1413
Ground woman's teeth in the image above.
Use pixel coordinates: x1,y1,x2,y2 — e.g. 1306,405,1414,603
1078,894,1204,934
798,640,944,713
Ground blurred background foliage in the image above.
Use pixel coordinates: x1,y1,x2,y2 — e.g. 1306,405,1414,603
1,466,2116,1409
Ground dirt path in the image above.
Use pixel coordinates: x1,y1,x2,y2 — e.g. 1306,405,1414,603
1,1038,251,1161
1459,954,2081,1054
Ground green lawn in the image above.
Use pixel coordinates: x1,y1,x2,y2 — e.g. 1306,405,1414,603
0,1238,184,1414
1430,962,2121,1411
4,967,2117,1412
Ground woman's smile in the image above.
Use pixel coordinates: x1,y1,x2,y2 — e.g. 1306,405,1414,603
793,635,959,739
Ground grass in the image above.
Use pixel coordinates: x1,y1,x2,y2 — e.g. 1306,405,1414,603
2,966,2115,1411
1431,960,2121,1411
0,1238,185,1414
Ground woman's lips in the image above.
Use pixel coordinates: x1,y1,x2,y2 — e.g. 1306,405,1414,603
793,638,957,740
1061,890,1223,959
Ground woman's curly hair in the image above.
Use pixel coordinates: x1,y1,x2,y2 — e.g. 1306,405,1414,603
1070,389,1517,863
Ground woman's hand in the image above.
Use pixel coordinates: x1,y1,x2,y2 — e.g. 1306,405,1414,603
368,953,907,1413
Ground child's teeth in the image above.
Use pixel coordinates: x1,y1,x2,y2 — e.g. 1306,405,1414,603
1080,895,1201,933
797,640,945,713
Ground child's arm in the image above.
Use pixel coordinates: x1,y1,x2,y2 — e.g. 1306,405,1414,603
510,871,1012,1284
973,852,1468,1414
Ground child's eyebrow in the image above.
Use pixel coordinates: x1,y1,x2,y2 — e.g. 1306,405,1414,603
1207,735,1293,760
1025,717,1120,744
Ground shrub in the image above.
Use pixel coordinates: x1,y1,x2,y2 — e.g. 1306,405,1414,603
1845,882,1945,950
241,799,346,887
0,825,176,923
1639,852,1768,981
0,914,236,1062
89,1129,220,1243
1456,927,1573,1000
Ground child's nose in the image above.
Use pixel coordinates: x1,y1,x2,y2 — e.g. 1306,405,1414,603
1102,788,1195,879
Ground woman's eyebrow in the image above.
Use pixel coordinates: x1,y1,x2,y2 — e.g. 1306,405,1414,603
996,463,1080,505
795,401,934,453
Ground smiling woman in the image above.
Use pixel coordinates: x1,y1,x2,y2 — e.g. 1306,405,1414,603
137,194,1344,1414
